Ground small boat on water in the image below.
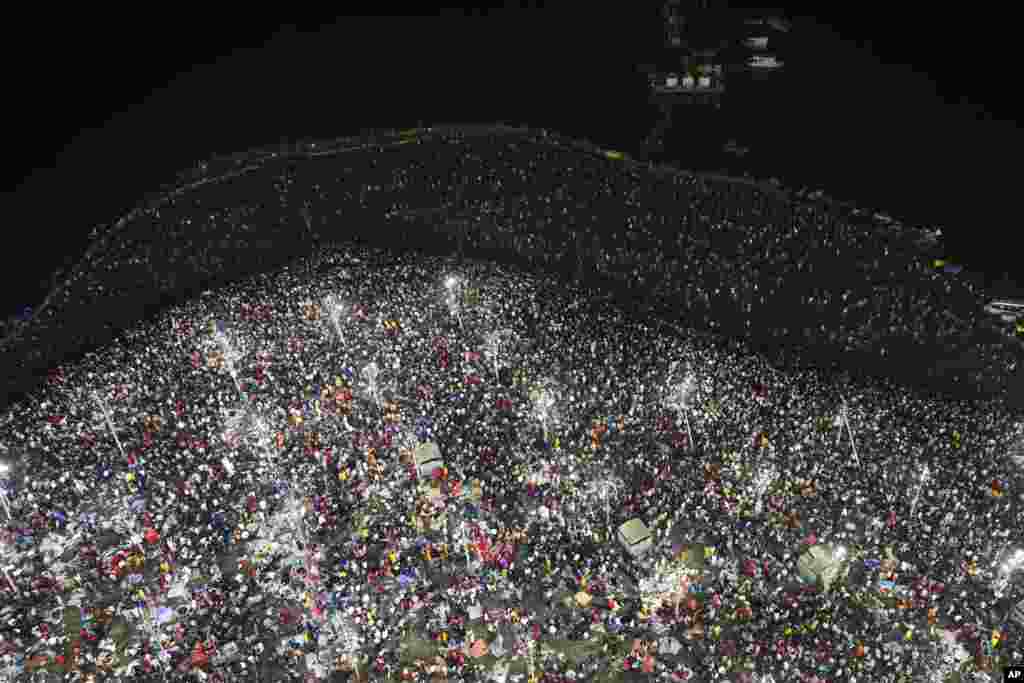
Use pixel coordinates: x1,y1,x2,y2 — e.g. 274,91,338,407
747,55,784,69
723,139,750,157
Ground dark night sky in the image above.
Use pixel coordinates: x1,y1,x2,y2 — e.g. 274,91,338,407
2,9,1021,319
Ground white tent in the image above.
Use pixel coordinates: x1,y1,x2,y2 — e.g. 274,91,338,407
618,518,654,558
797,544,847,590
413,441,443,479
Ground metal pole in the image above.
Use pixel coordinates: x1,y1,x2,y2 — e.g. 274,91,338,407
682,408,695,453
910,466,929,518
333,314,344,344
96,393,127,461
842,401,860,468
216,332,243,395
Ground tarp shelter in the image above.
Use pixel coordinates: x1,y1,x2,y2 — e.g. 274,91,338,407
797,543,847,591
413,441,443,479
618,518,654,558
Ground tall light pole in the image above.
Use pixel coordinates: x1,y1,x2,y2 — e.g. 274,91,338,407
840,399,861,469
0,462,17,594
0,462,12,521
93,392,128,461
444,275,463,330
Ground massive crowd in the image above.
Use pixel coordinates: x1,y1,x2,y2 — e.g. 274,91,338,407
5,126,1020,416
1,247,1023,682
0,127,1022,682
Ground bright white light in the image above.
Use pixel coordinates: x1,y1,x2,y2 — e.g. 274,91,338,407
444,276,459,290
0,463,9,474
835,546,847,560
1003,549,1024,574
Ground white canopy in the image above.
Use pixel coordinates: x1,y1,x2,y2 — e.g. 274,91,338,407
413,441,443,478
797,543,847,590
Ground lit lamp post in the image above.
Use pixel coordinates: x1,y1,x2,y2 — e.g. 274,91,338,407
910,465,929,518
0,462,12,521
0,463,17,595
530,381,558,444
93,392,128,461
666,362,696,453
323,294,346,344
444,275,463,330
362,362,381,409
993,548,1024,598
839,399,861,469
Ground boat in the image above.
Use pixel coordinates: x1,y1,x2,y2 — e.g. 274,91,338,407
984,299,1024,323
723,140,749,157
744,16,791,33
650,72,721,94
747,55,784,69
915,228,943,246
695,63,723,76
744,36,769,49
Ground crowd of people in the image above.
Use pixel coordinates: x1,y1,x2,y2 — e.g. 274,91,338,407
0,126,1022,683
5,126,1021,417
1,245,1023,682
